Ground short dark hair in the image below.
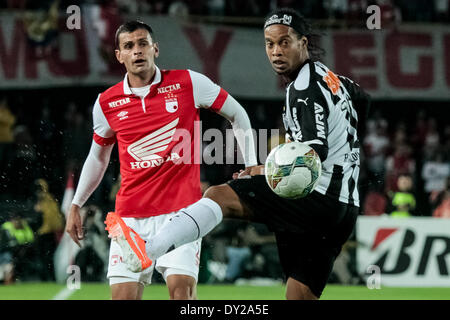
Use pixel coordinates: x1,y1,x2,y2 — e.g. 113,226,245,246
115,20,154,49
264,8,324,61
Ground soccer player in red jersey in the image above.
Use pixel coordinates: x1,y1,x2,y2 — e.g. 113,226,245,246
65,20,258,300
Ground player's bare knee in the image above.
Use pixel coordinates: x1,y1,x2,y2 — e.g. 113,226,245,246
168,283,196,300
169,286,196,300
167,275,197,300
203,185,231,215
204,184,250,219
203,185,225,202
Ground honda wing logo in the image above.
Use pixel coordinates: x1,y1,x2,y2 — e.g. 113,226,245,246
128,118,181,169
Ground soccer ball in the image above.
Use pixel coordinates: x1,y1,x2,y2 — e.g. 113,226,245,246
265,141,322,199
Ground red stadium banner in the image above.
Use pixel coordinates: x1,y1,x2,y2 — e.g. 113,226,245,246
1,12,450,100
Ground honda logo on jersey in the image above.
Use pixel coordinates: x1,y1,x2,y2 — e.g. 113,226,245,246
128,118,181,169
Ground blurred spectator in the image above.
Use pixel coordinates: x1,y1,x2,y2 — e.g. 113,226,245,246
115,0,155,14
223,222,280,283
389,174,416,218
324,0,348,20
241,223,281,280
37,105,56,149
434,0,449,22
148,0,171,14
423,118,441,158
392,122,408,148
206,0,224,16
1,125,38,199
363,121,389,189
62,104,92,174
36,105,59,186
89,0,123,76
22,0,59,57
422,152,450,214
0,209,38,282
222,221,254,283
0,249,14,284
366,110,388,134
362,189,387,215
169,0,190,16
375,0,402,27
224,246,251,283
443,124,450,161
330,238,361,285
116,0,138,14
33,178,64,281
411,109,429,154
346,0,368,26
0,97,16,167
384,143,415,194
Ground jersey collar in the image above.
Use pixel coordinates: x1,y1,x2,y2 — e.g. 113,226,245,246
123,65,162,95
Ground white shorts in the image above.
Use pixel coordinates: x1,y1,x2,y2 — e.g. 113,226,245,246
107,212,202,286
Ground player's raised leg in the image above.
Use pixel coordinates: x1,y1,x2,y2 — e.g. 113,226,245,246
145,183,253,261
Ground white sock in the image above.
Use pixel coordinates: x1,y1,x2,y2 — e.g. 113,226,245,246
145,198,223,260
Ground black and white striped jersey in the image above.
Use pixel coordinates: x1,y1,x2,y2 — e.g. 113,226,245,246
283,59,370,207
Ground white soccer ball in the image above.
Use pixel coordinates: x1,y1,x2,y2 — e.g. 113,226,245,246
265,141,322,199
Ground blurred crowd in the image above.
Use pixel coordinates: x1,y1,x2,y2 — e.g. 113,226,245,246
361,109,450,219
0,0,449,24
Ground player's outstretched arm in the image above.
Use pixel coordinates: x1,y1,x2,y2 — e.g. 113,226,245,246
217,95,259,170
189,69,258,170
65,141,114,246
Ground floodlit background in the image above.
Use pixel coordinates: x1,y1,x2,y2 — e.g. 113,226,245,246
0,0,449,299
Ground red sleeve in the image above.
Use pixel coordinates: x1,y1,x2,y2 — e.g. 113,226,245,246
209,88,229,113
93,132,116,146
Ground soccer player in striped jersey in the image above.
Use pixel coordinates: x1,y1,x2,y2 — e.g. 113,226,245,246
106,9,370,299
65,20,258,300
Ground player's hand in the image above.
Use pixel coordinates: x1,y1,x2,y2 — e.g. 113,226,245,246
65,204,84,247
233,165,264,179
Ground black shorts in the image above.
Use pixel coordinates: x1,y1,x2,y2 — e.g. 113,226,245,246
227,175,358,297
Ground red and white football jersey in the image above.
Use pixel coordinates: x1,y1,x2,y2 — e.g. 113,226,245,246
93,67,228,218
